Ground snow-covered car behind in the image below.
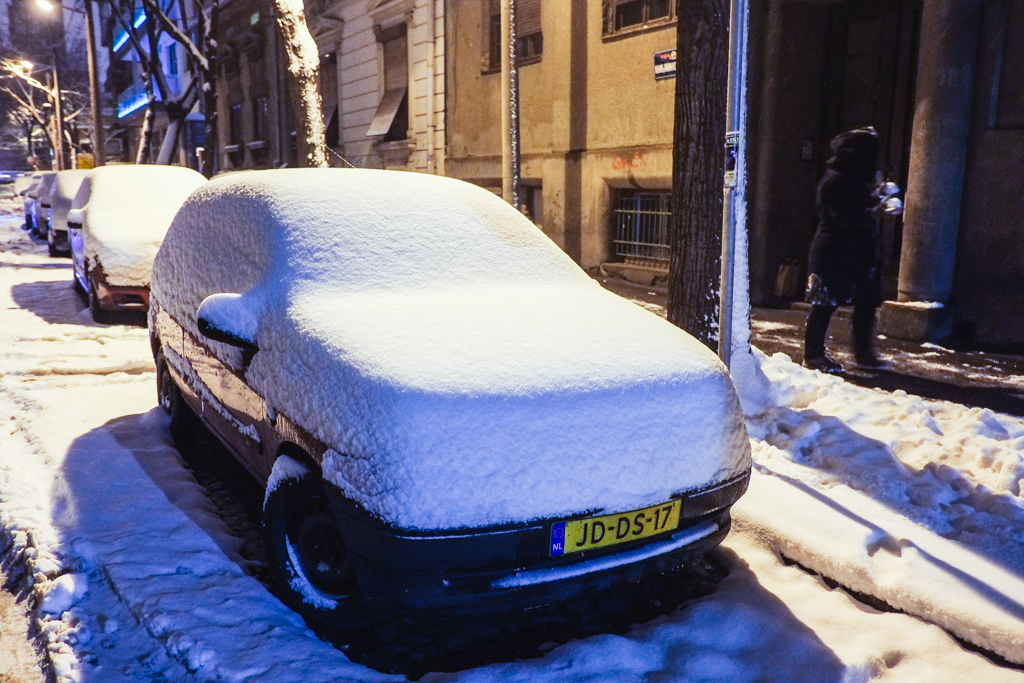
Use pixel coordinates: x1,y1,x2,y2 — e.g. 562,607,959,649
149,169,751,625
24,171,53,237
43,169,90,256
68,164,206,323
35,173,59,240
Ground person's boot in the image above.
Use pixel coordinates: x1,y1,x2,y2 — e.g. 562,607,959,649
803,355,844,374
854,352,888,370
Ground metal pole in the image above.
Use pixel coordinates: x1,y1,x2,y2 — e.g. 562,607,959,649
84,0,104,166
717,0,746,367
500,0,520,208
51,50,66,170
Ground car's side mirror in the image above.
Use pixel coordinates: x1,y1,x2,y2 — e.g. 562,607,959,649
197,293,259,352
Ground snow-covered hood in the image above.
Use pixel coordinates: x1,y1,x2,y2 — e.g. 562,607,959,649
257,284,750,530
152,169,750,530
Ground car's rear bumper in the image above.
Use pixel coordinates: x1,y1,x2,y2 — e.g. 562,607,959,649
324,471,748,615
94,279,151,312
50,229,69,252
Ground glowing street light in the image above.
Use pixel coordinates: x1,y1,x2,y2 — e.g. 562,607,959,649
33,0,105,166
19,59,34,70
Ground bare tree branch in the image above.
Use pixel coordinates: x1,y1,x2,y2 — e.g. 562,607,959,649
139,0,209,71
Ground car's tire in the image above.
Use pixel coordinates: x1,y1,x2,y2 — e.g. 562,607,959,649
47,234,58,257
72,273,84,296
264,455,361,625
155,349,201,452
88,272,113,324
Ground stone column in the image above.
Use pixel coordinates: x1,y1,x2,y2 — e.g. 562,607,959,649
881,0,981,341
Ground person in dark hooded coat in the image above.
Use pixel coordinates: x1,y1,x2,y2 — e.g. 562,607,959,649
803,127,888,373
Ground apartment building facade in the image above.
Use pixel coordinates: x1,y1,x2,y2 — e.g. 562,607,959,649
446,0,679,275
212,0,444,173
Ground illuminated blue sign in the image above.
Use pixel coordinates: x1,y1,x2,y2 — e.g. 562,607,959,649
112,10,147,52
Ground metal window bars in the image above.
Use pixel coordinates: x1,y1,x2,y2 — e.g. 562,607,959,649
612,191,671,265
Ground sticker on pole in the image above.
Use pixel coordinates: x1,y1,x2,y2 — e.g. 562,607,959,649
724,132,740,188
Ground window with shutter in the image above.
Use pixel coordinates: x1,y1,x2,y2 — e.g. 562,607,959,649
486,0,543,71
602,0,675,37
367,24,409,140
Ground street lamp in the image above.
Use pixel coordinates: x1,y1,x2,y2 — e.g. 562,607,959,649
34,0,104,166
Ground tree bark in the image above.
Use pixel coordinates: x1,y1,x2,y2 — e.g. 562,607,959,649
667,0,730,350
272,0,327,168
197,0,219,178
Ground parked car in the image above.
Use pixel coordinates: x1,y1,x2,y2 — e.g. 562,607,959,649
34,173,60,241
149,169,752,627
20,172,50,235
69,164,206,323
44,170,90,256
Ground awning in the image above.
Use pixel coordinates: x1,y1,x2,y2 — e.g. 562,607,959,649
366,88,406,137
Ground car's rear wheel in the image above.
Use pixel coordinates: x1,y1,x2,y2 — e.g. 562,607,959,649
156,349,201,452
264,455,361,625
47,232,58,257
88,272,113,324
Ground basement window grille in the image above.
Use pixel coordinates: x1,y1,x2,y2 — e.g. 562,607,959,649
612,191,671,263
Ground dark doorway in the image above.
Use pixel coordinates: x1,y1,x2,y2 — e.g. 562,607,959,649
820,0,920,299
750,0,919,306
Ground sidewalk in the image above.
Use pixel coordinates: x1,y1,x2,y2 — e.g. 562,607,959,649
596,275,1024,417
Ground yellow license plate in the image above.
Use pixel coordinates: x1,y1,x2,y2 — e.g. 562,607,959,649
549,499,681,556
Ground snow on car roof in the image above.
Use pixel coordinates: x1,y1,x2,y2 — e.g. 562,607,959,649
23,171,50,197
74,164,206,286
154,169,750,529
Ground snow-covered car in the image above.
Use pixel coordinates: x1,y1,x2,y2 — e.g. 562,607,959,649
43,169,90,256
21,171,52,236
34,173,59,240
69,164,206,323
149,169,751,625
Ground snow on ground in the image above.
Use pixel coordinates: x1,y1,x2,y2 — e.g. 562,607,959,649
0,208,1022,681
737,352,1024,663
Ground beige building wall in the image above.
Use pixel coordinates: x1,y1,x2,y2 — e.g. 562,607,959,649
446,0,676,269
309,0,445,173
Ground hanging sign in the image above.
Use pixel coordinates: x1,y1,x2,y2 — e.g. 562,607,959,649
654,49,677,79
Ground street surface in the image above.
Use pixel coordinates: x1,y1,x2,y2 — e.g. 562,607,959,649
1,204,1023,681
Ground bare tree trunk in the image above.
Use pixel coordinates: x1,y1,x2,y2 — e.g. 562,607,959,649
667,0,730,350
197,0,219,177
136,103,155,164
157,119,183,165
272,0,327,167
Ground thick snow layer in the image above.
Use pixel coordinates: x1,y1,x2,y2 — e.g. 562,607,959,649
2,217,1023,681
153,169,750,530
47,170,90,234
72,165,205,287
